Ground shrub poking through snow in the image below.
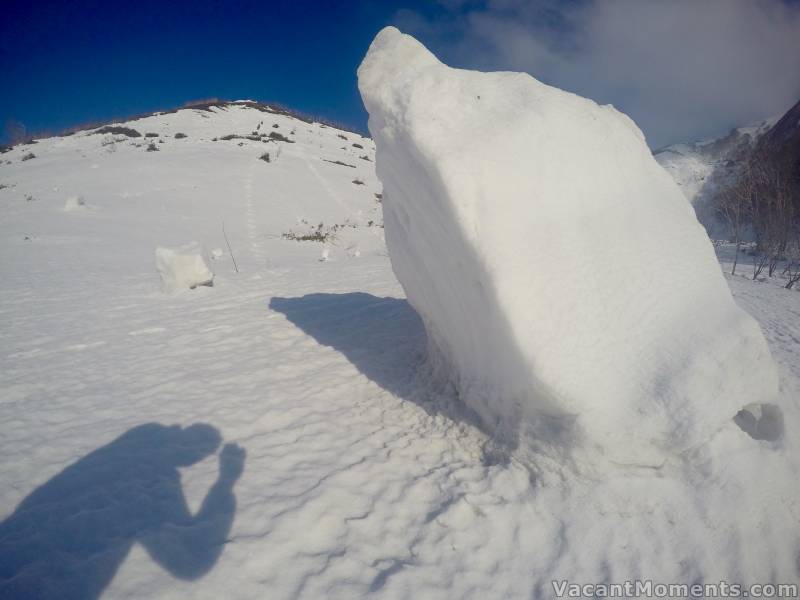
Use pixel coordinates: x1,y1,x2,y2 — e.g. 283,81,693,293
93,126,141,137
352,143,363,149
144,133,159,138
146,143,159,152
21,152,36,161
259,153,270,163
282,222,337,243
268,131,293,143
174,132,187,139
155,243,214,293
352,179,364,185
323,159,356,168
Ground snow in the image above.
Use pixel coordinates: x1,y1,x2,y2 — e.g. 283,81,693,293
63,195,87,212
652,146,715,205
0,87,798,597
156,242,214,293
358,27,780,465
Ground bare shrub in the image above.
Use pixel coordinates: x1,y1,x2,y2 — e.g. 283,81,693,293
323,159,355,168
94,126,141,138
282,222,336,243
268,131,293,143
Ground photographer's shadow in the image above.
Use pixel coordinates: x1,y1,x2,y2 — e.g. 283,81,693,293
0,423,245,600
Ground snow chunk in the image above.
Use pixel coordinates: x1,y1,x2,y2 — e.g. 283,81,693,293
358,27,779,463
155,242,214,293
64,195,87,212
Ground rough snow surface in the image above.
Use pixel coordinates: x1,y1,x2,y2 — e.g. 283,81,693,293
156,242,214,293
0,97,798,598
358,27,780,465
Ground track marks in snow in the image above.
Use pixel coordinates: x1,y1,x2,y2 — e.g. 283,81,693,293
64,341,107,351
300,145,360,220
128,327,166,336
242,163,266,263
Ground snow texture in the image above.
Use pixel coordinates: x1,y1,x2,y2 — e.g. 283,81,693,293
358,27,780,464
156,242,214,293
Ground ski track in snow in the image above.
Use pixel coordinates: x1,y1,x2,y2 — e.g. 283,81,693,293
301,145,360,222
0,103,798,599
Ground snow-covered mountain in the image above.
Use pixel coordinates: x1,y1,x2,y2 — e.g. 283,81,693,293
756,98,800,210
653,118,777,233
0,101,384,272
1,98,799,599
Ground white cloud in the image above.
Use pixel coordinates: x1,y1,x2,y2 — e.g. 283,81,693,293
394,0,800,147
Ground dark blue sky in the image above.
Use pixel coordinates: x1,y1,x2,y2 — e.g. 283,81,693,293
0,0,452,142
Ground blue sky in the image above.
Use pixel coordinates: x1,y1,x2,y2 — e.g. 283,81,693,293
0,1,438,142
3,0,799,147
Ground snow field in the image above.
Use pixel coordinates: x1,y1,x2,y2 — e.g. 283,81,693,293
0,96,798,598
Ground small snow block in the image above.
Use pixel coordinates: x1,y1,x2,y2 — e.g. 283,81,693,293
156,243,214,293
64,196,86,211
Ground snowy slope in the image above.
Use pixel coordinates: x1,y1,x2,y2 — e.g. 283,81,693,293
1,102,799,599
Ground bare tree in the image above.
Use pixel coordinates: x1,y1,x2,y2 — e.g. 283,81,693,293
752,251,769,280
785,261,800,289
716,171,753,276
742,148,797,280
783,229,800,289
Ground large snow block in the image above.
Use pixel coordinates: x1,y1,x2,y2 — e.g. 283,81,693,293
156,242,214,293
358,27,779,463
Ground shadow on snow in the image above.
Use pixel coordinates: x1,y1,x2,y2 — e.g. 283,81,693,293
268,292,508,463
0,423,245,599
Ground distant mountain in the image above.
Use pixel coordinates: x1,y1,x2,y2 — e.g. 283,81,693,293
759,98,800,148
653,118,777,235
755,98,800,208
654,99,800,239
